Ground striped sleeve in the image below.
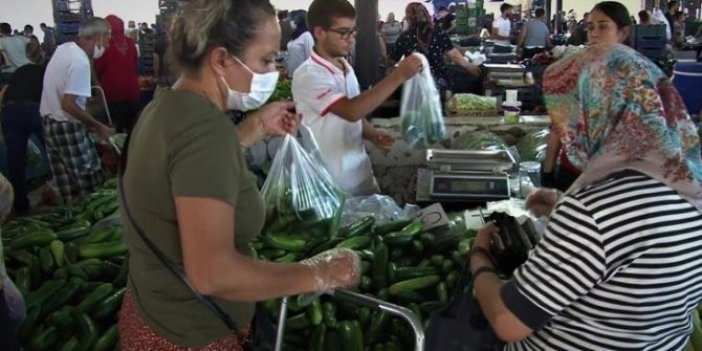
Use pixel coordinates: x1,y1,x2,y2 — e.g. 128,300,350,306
501,195,606,331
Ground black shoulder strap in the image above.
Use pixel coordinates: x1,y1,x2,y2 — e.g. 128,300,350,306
117,132,238,331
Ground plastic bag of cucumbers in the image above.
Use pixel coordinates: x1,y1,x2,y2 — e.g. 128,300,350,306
260,133,345,248
400,53,446,149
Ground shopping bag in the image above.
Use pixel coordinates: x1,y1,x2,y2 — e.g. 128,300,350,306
425,263,502,351
400,53,446,149
260,133,345,239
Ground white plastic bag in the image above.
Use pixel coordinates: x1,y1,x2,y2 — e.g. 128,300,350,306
400,53,446,149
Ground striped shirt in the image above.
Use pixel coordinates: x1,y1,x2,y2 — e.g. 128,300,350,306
501,171,702,351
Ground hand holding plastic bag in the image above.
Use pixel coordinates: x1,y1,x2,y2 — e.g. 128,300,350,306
301,248,361,293
400,53,446,149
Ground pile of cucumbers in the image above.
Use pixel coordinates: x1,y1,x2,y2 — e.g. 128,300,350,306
251,214,476,351
2,180,126,351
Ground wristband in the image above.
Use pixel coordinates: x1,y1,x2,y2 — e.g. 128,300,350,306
472,266,498,283
469,247,497,267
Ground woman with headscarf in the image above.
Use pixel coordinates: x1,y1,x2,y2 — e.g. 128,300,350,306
286,10,314,78
544,1,634,191
95,15,140,133
468,42,702,350
391,2,480,93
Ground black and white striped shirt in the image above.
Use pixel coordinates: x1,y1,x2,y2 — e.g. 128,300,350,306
501,171,702,351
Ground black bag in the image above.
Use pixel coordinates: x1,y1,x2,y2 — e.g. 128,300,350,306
425,262,502,351
118,132,276,351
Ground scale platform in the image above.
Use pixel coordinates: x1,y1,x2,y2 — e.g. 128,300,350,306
417,149,517,203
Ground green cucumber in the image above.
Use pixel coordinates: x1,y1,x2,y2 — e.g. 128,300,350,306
360,275,373,291
324,329,343,350
322,302,337,328
59,336,79,351
343,216,375,238
78,241,128,259
29,325,58,350
94,324,119,351
56,226,90,242
39,246,55,274
388,275,441,295
420,301,445,314
309,324,327,351
14,267,31,296
437,282,449,303
308,237,344,256
339,320,364,351
47,306,76,330
335,236,372,250
372,242,389,289
92,287,126,320
286,312,311,330
9,229,57,251
306,297,323,326
383,232,415,247
395,267,438,281
42,277,84,315
50,240,65,267
9,249,34,266
261,233,307,252
76,283,113,313
366,311,391,345
374,218,414,235
74,312,98,351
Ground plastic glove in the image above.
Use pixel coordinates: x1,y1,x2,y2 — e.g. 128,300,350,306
3,279,26,328
301,248,361,294
525,188,563,217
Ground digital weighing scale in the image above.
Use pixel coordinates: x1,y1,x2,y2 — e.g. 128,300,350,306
416,149,517,204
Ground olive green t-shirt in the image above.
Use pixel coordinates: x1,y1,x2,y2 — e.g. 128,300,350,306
121,90,264,347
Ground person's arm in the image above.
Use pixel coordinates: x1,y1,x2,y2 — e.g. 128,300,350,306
447,19,457,34
446,48,481,76
171,120,356,301
60,94,107,130
518,25,528,48
328,56,422,122
176,197,320,301
492,22,510,40
471,196,606,342
543,130,561,174
362,119,394,150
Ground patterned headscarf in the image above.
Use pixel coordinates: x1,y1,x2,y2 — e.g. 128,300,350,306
543,43,702,211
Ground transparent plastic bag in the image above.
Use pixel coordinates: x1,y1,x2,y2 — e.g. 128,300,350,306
260,133,345,238
400,53,446,149
3,278,26,327
341,195,420,227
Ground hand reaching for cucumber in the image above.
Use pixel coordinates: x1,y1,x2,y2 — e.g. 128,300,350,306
301,248,361,293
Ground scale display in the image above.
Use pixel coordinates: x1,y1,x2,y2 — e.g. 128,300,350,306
430,174,510,199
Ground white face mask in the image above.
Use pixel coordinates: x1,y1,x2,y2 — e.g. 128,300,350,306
93,45,106,59
221,56,279,111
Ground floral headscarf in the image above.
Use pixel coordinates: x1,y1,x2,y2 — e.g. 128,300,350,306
543,43,702,211
405,2,434,53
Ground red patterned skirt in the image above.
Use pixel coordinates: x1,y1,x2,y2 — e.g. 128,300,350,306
118,288,249,351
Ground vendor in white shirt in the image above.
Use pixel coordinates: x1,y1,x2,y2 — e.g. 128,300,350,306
492,3,514,47
293,0,422,196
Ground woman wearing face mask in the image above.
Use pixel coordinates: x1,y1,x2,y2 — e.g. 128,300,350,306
117,1,361,350
542,1,633,191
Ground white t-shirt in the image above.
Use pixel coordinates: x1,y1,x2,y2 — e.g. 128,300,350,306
40,42,92,123
492,16,512,46
0,36,30,73
292,52,377,196
286,31,314,78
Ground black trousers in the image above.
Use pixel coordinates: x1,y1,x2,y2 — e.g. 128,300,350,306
108,101,140,134
2,101,45,215
0,289,20,351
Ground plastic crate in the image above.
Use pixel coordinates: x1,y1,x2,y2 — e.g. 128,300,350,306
57,21,81,35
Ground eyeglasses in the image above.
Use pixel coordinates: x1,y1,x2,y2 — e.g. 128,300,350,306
326,27,357,39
